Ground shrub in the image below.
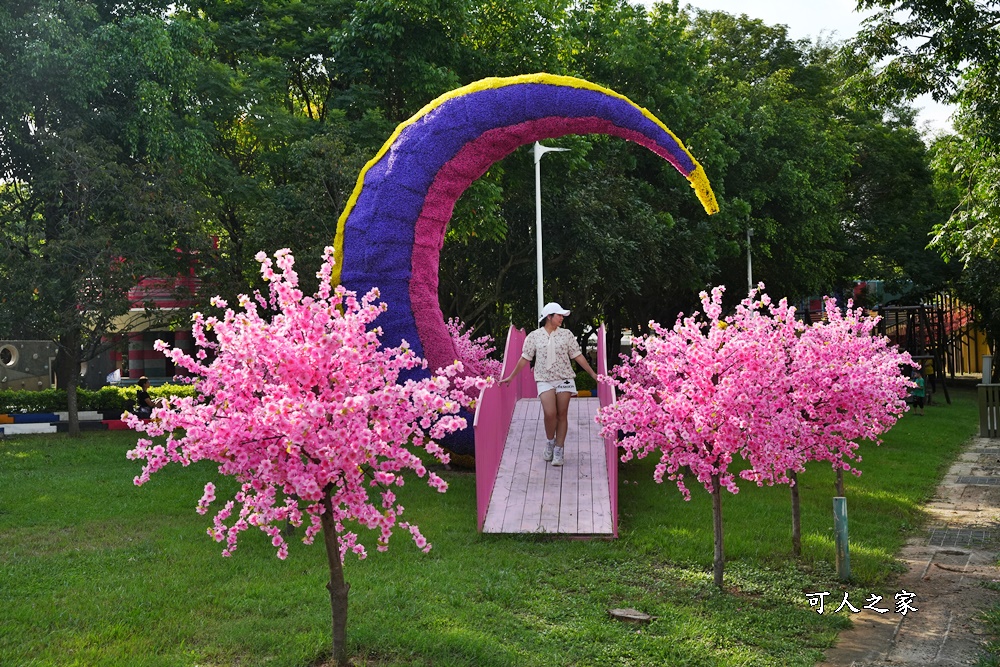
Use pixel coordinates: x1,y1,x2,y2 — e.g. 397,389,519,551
0,384,196,414
575,369,597,391
0,389,64,413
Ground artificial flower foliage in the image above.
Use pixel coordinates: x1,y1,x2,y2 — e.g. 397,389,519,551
333,75,718,457
446,317,502,387
597,285,913,586
126,247,486,562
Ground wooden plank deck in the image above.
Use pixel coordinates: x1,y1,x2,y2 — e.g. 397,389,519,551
482,397,613,536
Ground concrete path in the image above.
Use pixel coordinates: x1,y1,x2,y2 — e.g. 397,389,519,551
819,437,1000,666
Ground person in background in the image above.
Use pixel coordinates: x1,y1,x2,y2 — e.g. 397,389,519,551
911,368,926,416
136,376,155,419
500,302,598,467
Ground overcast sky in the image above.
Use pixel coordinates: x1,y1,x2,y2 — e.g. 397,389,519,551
636,0,955,134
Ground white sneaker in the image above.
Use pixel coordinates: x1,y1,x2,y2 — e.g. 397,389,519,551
551,446,564,467
543,439,555,462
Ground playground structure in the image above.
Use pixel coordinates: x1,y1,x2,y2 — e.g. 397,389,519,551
878,304,952,404
877,293,988,404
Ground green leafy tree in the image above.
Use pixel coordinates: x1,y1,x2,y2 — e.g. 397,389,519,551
688,12,855,302
459,0,571,77
853,0,1000,104
854,1,1000,351
928,98,1000,263
172,0,476,305
837,97,958,297
930,131,1000,369
855,1,1000,269
0,1,207,434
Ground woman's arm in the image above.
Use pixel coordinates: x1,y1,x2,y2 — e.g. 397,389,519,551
573,354,598,381
500,357,530,385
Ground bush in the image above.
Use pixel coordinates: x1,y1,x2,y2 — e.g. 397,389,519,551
0,389,64,413
80,387,133,412
0,384,197,414
575,369,597,391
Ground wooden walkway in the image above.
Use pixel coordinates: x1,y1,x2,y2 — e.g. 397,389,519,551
482,397,613,535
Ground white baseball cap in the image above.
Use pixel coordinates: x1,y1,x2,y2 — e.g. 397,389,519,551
539,302,571,323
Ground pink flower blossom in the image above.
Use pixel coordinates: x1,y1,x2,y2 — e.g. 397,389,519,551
597,284,914,500
127,247,480,562
444,318,502,400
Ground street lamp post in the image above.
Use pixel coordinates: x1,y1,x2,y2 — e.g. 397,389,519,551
746,226,754,293
534,141,570,318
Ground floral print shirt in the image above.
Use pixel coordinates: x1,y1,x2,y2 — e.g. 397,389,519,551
521,327,583,382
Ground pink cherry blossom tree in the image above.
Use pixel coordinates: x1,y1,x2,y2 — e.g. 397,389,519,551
445,317,503,393
126,247,485,666
733,292,914,556
598,286,913,586
783,296,914,553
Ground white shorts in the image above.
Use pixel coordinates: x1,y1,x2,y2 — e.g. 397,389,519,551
536,378,577,396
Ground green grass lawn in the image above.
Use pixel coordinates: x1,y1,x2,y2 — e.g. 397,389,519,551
0,383,980,666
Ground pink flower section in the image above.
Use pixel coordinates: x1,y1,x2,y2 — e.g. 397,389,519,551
445,318,502,401
597,285,915,500
126,247,484,561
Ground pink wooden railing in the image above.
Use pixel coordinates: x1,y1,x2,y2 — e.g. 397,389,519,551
473,326,536,531
596,323,620,537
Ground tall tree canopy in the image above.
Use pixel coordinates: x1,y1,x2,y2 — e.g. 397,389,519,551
854,0,1000,354
0,0,207,432
0,0,963,391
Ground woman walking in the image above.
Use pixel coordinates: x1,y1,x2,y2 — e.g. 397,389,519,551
500,302,599,466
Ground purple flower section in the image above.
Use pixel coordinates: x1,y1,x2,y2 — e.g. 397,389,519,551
341,82,697,366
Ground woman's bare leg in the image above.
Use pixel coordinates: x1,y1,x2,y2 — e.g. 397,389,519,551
555,392,572,445
539,389,557,440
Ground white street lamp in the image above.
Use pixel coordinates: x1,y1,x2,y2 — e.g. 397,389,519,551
534,141,570,318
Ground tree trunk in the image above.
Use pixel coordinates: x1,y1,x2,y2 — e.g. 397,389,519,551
320,487,351,666
606,312,621,366
711,473,724,589
55,328,82,437
835,468,845,497
789,470,801,558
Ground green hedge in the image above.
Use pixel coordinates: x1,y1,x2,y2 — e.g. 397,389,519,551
0,384,197,414
575,369,597,391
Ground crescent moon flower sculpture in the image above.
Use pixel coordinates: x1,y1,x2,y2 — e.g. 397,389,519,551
332,73,719,454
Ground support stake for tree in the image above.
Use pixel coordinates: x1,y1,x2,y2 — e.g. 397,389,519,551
711,473,724,588
833,496,851,581
789,470,801,558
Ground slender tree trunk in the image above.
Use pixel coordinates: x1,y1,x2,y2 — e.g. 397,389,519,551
789,470,801,558
606,312,621,366
710,473,724,589
835,468,845,497
320,488,351,666
56,328,82,437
